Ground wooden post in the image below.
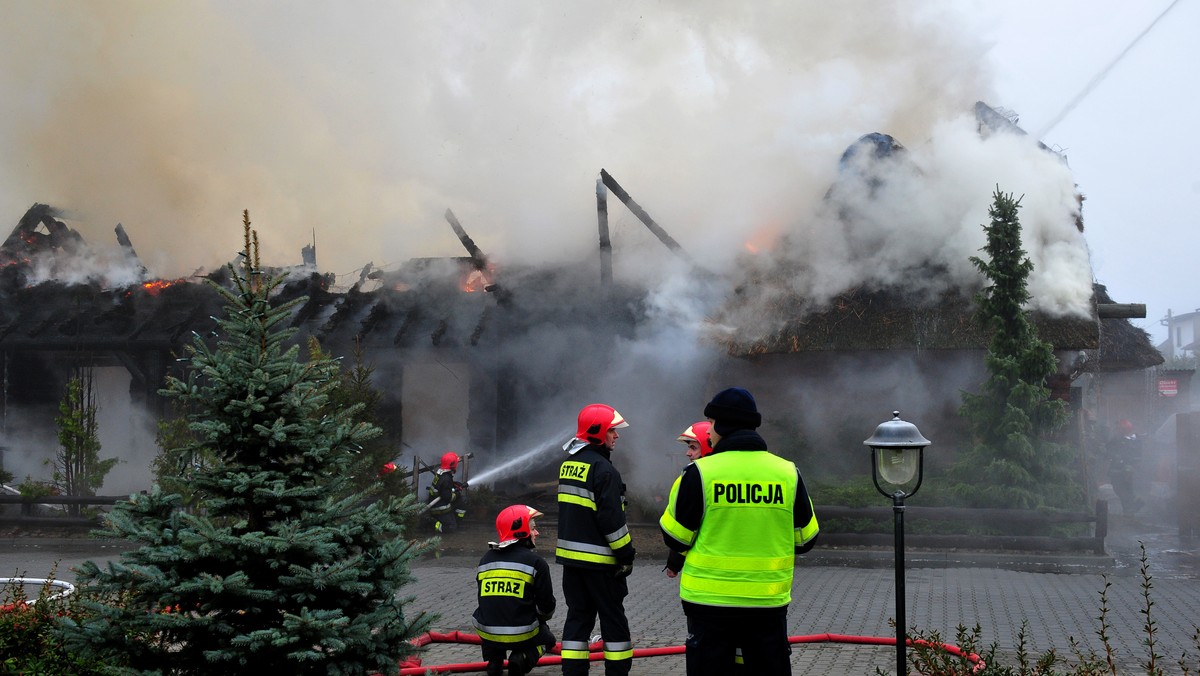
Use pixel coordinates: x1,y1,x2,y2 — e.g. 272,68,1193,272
596,178,612,287
599,169,691,262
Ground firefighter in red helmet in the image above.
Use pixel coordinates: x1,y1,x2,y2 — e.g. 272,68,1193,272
664,421,713,574
676,421,714,462
556,403,635,676
473,505,556,676
427,451,468,532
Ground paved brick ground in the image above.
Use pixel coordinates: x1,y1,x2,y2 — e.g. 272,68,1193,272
409,554,1200,675
4,512,1199,675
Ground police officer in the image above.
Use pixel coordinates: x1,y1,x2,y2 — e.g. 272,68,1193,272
659,387,819,675
556,403,636,676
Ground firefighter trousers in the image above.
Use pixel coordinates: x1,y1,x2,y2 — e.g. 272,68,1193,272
560,566,631,676
480,623,555,676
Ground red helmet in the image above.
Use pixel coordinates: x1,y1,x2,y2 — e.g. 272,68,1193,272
1118,419,1134,435
575,404,629,444
677,421,714,457
495,504,543,547
440,452,461,471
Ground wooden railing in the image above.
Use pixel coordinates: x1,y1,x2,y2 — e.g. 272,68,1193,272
1,495,1109,555
0,494,127,527
813,500,1109,555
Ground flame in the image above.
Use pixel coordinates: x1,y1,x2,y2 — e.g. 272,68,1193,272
139,278,185,296
460,264,497,293
743,220,783,255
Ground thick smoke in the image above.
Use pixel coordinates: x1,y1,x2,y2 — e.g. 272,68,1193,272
1,1,1012,285
0,2,1099,497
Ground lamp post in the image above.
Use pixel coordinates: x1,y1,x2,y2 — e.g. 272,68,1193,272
864,411,931,676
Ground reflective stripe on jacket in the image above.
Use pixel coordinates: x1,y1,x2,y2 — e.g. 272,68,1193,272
472,545,556,643
555,445,634,569
660,444,818,608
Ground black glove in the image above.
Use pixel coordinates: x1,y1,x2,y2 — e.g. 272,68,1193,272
613,564,633,579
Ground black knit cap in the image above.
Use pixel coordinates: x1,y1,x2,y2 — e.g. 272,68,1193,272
703,387,761,436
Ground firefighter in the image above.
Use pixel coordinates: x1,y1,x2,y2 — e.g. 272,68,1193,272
473,505,557,676
660,387,820,676
1107,419,1144,515
427,451,468,532
664,422,713,576
678,421,713,463
556,403,636,676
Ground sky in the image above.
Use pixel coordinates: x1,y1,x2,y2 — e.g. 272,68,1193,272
976,0,1198,346
0,0,1193,345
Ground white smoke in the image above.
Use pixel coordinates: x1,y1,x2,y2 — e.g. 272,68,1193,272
0,1,1031,289
0,1,1102,498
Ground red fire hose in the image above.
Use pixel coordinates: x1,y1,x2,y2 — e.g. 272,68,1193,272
394,630,984,674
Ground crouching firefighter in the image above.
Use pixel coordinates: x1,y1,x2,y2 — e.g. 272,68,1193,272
473,505,557,676
557,404,636,676
427,451,469,532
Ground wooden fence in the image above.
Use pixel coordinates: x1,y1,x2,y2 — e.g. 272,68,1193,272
0,495,1109,555
813,500,1108,555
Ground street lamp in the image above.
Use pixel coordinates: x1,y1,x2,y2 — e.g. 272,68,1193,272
864,411,931,676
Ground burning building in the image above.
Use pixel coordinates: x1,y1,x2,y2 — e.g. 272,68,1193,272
0,102,1165,508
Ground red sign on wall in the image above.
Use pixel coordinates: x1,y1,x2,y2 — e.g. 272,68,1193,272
1159,378,1179,397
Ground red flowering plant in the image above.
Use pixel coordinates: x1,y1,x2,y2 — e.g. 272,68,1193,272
0,571,117,674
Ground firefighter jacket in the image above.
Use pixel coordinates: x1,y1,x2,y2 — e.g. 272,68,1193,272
555,444,635,570
427,469,463,514
472,544,557,644
659,429,819,611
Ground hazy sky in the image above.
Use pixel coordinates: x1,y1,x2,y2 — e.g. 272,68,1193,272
977,0,1197,345
0,1,1192,344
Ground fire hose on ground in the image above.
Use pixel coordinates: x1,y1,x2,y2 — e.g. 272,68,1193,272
395,630,984,674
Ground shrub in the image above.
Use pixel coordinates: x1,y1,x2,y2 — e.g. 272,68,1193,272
0,572,117,674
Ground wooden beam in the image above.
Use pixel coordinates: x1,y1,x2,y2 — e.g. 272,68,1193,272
599,169,691,262
596,178,612,286
1097,303,1146,319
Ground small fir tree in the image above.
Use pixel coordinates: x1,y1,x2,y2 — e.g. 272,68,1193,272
952,189,1078,510
63,212,432,675
52,370,118,515
306,337,410,501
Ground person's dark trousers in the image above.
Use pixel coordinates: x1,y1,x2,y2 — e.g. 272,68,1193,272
684,608,791,676
560,566,632,676
480,625,554,676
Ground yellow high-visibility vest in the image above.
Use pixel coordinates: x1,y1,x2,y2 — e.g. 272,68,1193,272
678,451,800,608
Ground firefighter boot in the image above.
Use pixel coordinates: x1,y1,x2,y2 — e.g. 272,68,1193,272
485,659,503,676
506,650,529,676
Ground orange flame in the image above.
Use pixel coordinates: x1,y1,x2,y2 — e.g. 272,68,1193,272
743,220,782,255
139,279,184,296
461,264,497,293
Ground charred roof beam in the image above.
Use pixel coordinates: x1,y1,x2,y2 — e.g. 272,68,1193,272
599,169,692,263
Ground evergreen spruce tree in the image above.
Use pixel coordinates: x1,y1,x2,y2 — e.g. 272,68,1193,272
306,337,409,502
952,189,1079,510
63,212,432,675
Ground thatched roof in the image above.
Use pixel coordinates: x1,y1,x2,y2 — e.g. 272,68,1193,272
1089,284,1164,372
718,286,1099,357
718,283,1162,374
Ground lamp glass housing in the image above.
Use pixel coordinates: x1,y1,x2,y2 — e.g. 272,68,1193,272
875,446,919,486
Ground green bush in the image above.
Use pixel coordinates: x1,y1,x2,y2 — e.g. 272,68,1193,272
0,573,117,675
